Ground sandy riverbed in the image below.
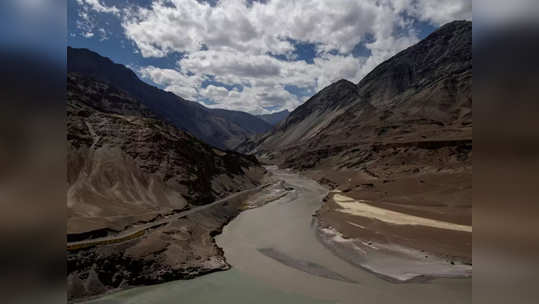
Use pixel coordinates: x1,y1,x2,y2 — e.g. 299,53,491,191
332,193,472,232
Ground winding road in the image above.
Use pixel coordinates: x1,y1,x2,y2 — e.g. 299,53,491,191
67,183,270,250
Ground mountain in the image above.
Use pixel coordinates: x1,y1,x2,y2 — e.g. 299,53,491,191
67,72,266,300
257,109,290,126
67,73,264,213
250,21,472,264
67,47,272,150
253,21,471,157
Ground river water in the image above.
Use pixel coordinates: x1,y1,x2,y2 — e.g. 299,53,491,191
86,168,471,304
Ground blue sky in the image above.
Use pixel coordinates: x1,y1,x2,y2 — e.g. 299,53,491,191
68,0,471,114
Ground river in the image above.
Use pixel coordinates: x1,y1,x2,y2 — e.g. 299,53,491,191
86,167,471,304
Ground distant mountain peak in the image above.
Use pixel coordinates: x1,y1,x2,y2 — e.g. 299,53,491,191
256,109,290,126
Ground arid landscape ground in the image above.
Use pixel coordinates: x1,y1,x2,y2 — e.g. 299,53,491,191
66,10,472,303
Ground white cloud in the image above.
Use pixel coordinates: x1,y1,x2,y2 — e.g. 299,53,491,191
138,66,204,100
76,9,95,38
181,50,282,81
202,85,230,100
76,0,119,16
75,0,119,39
79,0,471,114
200,84,301,114
97,28,109,40
401,0,472,25
120,0,387,58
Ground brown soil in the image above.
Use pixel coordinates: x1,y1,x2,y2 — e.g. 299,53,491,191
312,168,471,264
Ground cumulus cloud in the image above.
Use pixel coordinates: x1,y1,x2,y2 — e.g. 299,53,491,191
181,50,282,81
120,0,387,57
78,0,472,114
200,84,301,114
138,65,204,100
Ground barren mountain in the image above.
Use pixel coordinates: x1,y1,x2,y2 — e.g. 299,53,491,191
251,21,472,265
67,47,272,150
67,73,264,218
67,72,267,300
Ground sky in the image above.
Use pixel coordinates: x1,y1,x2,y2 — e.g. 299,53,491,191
68,0,471,115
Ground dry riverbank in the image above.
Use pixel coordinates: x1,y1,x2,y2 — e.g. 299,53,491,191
314,182,472,282
67,175,291,302
78,167,470,304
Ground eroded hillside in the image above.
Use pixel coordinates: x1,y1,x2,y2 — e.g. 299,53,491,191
67,72,267,300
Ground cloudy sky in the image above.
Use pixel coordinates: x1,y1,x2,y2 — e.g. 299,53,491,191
68,0,471,114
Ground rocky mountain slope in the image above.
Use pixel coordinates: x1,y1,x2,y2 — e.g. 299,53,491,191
68,47,272,150
257,109,290,126
67,73,264,217
253,21,471,157
250,21,472,265
67,72,267,300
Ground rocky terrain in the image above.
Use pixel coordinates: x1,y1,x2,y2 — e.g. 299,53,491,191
248,21,472,268
67,184,271,302
68,47,272,150
67,72,269,301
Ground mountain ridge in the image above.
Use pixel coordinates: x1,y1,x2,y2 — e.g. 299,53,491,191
249,20,471,156
67,47,272,150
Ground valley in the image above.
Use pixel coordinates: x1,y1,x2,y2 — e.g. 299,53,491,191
67,19,472,304
82,166,471,304
247,20,472,269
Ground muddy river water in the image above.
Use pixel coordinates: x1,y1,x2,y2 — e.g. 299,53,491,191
86,168,471,304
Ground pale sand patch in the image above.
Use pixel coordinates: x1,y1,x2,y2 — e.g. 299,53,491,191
333,194,472,232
